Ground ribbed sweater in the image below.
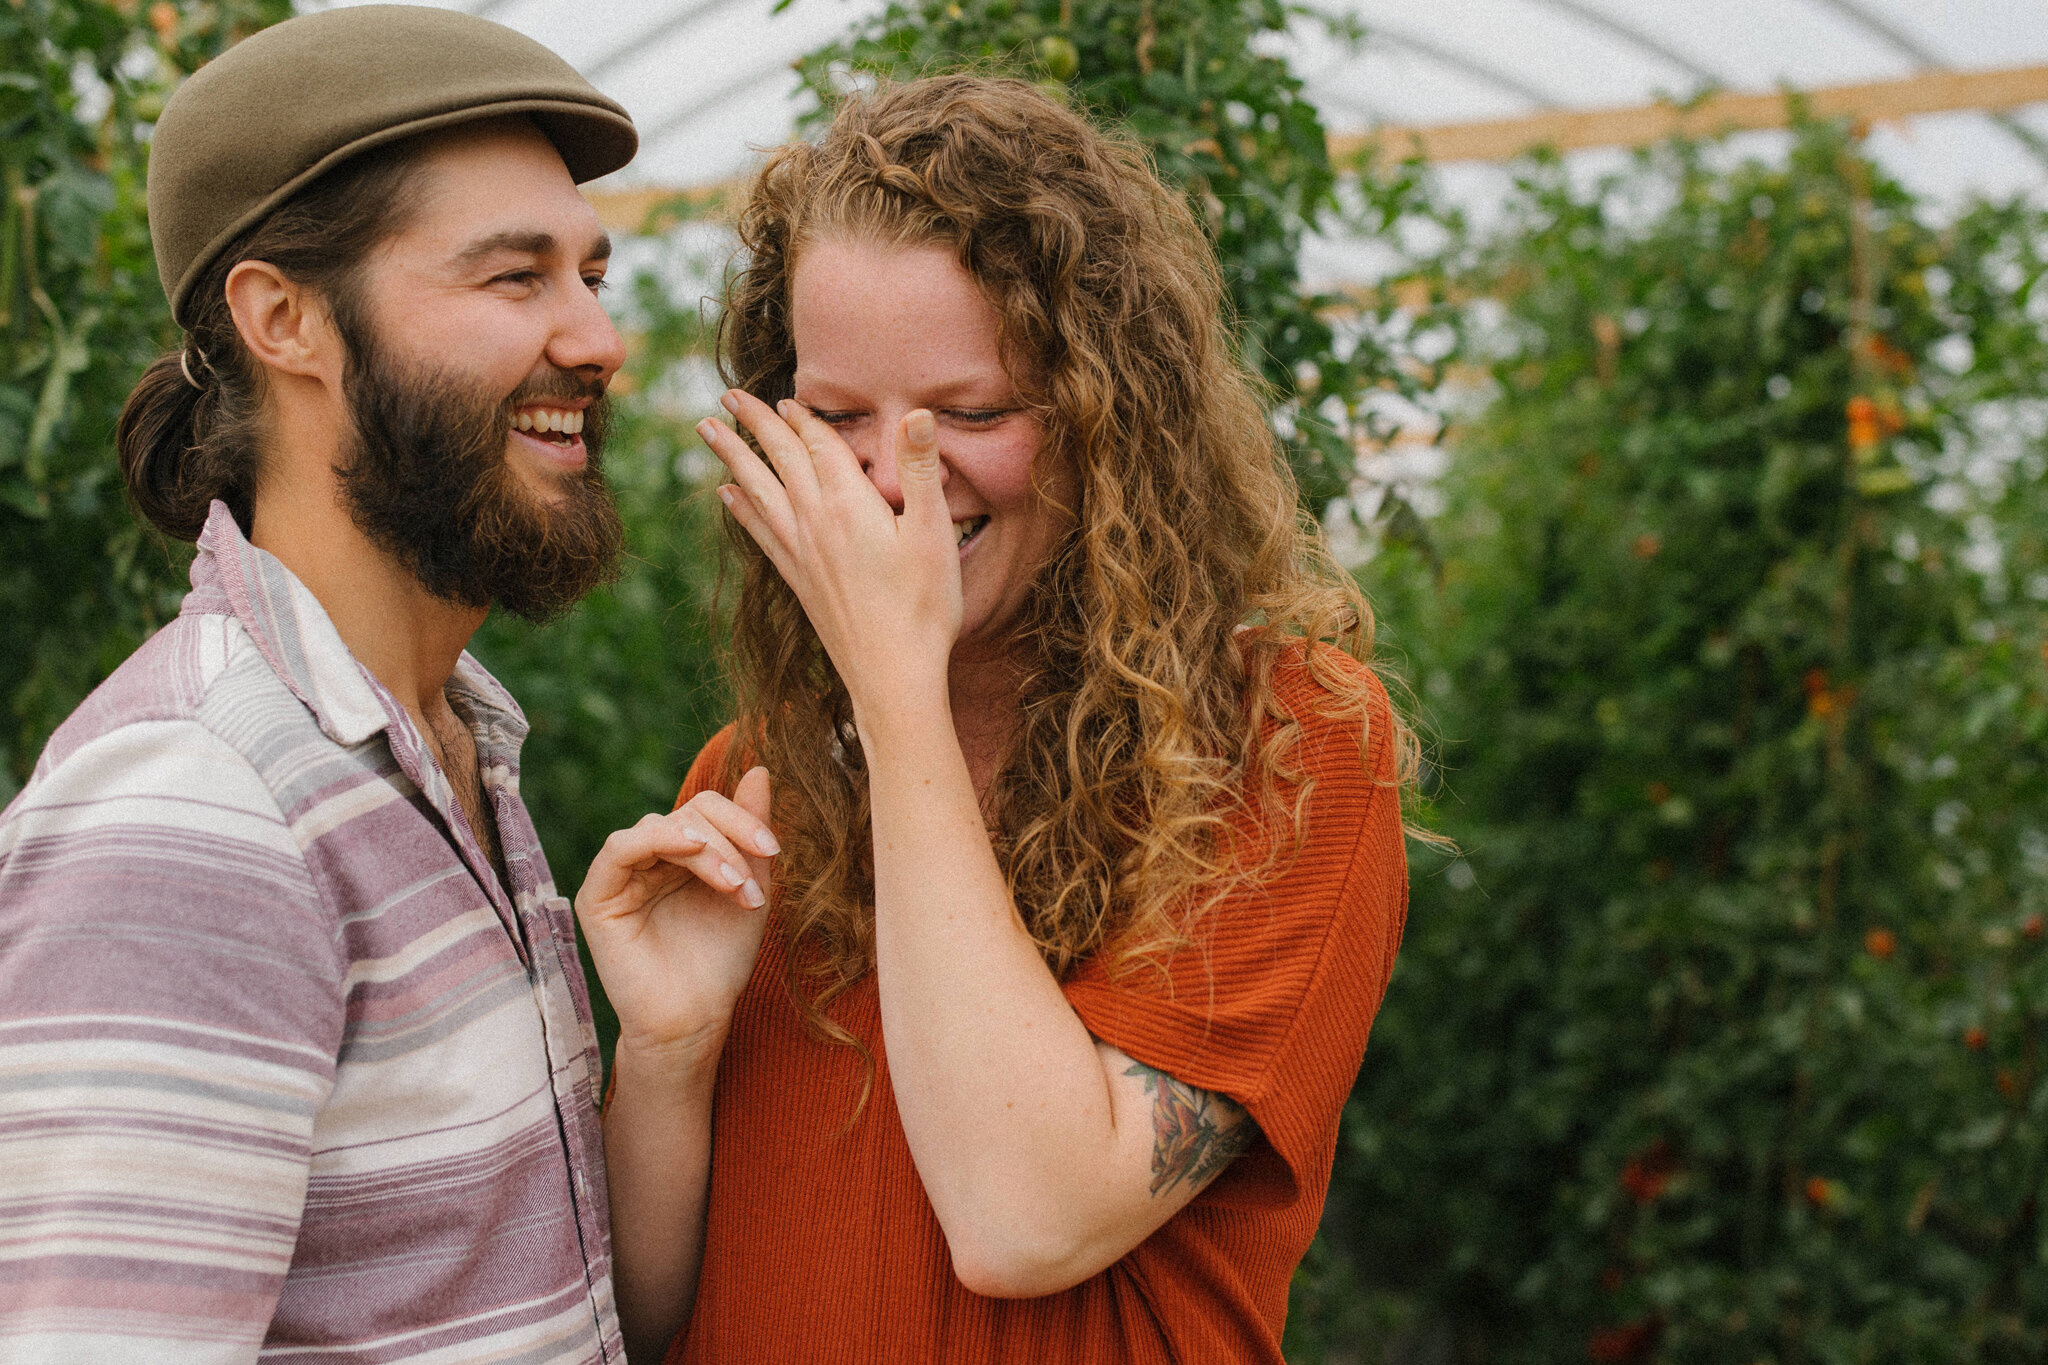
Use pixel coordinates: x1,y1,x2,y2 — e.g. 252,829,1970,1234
669,646,1408,1363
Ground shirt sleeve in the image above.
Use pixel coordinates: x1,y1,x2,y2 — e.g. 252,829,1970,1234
1061,662,1410,1208
0,720,345,1362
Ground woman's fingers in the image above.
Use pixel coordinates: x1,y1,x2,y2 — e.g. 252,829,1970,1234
682,787,778,868
724,389,822,505
698,417,794,532
772,400,950,560
670,812,765,909
711,389,946,552
589,806,767,912
581,814,702,911
674,785,777,908
777,398,870,497
716,482,804,588
732,765,776,901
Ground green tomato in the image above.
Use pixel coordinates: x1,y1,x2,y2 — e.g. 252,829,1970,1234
1037,34,1079,82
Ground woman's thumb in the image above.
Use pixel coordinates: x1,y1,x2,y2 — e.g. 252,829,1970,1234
897,410,946,529
735,764,772,823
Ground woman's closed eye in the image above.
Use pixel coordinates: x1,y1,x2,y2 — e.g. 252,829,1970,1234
943,407,1014,426
803,407,1014,428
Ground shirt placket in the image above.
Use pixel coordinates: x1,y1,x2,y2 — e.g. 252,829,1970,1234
373,690,529,958
471,707,622,1363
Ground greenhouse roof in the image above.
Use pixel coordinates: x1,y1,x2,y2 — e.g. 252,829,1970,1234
315,0,2048,236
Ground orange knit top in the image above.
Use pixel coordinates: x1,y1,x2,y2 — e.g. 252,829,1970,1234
664,648,1409,1363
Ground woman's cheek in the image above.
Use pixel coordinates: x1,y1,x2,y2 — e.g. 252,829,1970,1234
978,430,1050,511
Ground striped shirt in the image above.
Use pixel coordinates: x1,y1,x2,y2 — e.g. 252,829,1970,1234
0,502,622,1363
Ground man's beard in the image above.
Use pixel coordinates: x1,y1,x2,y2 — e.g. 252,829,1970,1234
335,328,624,624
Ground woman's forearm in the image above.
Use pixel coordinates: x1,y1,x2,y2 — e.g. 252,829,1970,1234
858,692,1128,1288
602,1039,722,1362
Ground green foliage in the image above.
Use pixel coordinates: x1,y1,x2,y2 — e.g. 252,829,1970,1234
0,0,290,799
794,0,1418,510
1333,123,2048,1362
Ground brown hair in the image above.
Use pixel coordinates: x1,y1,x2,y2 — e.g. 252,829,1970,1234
719,75,1415,1040
118,143,425,541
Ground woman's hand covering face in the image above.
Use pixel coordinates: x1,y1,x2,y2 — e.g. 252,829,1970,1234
701,392,963,717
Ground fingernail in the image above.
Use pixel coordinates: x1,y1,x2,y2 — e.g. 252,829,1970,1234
696,418,716,441
720,862,745,888
755,829,781,856
906,410,935,445
742,879,766,908
682,825,707,845
721,391,739,414
718,486,735,507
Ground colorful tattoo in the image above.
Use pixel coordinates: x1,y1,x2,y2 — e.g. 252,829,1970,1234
1124,1061,1257,1197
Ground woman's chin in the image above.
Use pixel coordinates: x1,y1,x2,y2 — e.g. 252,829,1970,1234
950,610,1028,663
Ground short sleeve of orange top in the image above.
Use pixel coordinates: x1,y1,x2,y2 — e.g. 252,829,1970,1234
666,646,1408,1365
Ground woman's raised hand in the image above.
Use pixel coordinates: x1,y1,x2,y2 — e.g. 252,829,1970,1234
699,391,962,717
574,766,777,1063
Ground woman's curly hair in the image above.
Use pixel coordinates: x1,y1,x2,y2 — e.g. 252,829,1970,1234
718,74,1415,1042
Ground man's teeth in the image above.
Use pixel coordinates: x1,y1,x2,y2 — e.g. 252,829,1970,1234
953,516,987,547
513,408,584,434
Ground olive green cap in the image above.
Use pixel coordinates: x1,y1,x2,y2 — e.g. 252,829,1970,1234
149,4,637,325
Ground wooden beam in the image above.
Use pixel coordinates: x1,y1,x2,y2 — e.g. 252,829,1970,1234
1334,63,2048,165
584,183,730,234
586,63,2048,230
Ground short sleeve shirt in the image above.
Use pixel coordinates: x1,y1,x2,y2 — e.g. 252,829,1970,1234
0,503,621,1362
668,646,1408,1364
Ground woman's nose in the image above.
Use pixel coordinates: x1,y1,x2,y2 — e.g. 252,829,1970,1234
860,436,905,513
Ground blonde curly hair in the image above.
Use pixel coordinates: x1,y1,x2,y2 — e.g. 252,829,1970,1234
717,74,1414,1042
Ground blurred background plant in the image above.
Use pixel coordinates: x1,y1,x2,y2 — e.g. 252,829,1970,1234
0,0,291,798
8,2,2048,1361
1329,123,2048,1363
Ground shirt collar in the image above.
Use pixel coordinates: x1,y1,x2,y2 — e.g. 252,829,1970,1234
184,500,528,751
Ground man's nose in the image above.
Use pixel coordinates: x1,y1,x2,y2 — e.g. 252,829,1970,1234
544,274,626,382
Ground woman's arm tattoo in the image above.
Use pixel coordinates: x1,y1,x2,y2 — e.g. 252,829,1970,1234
1124,1061,1258,1197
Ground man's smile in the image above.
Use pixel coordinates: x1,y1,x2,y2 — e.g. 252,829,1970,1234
511,403,589,470
513,404,585,437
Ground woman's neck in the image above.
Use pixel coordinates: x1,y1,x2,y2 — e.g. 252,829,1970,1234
947,636,1028,803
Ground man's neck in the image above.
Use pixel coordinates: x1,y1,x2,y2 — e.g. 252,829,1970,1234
247,426,486,725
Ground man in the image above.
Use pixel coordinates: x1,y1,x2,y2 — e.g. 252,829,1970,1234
0,7,701,1359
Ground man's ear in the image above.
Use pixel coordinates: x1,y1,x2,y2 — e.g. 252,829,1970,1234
224,260,341,384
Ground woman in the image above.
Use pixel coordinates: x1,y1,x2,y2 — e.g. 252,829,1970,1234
580,74,1413,1363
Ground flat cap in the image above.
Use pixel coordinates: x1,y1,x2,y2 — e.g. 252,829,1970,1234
149,4,637,325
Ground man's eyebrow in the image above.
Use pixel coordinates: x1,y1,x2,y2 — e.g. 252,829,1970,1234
452,229,613,268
